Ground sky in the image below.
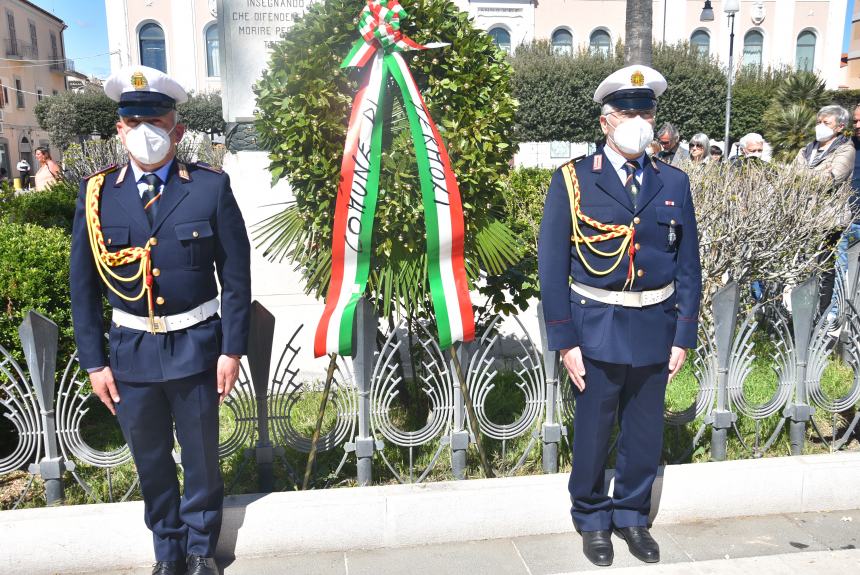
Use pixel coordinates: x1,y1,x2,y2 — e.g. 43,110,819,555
31,0,111,78
31,0,860,79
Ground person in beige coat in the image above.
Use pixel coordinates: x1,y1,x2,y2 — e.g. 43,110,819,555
793,105,856,320
793,105,855,185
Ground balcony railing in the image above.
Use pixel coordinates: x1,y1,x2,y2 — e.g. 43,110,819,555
5,39,38,60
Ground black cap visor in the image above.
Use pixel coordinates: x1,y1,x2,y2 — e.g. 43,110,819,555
603,88,657,111
118,91,176,118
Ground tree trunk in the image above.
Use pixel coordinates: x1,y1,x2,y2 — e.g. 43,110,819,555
624,0,653,66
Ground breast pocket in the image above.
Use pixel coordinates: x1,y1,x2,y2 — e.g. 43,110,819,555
655,206,682,252
102,226,130,253
175,220,215,270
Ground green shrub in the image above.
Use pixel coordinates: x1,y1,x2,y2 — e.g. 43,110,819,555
481,167,552,314
254,0,523,319
178,91,225,135
511,41,727,143
0,222,77,362
763,72,829,161
730,66,791,142
511,41,620,143
0,180,78,232
827,88,860,113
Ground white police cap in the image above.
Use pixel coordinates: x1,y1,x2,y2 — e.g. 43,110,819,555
104,65,188,118
593,65,667,110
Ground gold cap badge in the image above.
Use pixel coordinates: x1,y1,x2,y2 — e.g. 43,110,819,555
131,71,148,90
631,70,645,87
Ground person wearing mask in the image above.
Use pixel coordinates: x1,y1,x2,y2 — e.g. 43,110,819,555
538,65,702,567
70,66,251,575
793,105,854,185
655,122,689,166
792,105,855,319
34,146,62,190
735,133,766,163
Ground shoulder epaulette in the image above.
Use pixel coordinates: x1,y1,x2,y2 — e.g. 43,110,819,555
84,164,118,180
561,155,586,169
195,162,223,174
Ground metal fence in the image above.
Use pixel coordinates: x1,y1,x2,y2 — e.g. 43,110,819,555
2,250,860,509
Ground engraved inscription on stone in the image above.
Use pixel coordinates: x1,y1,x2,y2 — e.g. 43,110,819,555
217,0,314,122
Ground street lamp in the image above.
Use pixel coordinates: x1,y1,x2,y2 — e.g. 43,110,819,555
702,0,740,158
700,1,714,22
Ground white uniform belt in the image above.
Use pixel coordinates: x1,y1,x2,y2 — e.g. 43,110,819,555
571,282,674,308
112,298,220,334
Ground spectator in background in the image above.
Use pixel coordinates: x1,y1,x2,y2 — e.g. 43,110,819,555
646,139,661,158
792,105,855,319
655,122,689,166
16,159,31,190
709,144,723,163
34,146,61,191
826,104,860,324
793,105,854,185
688,133,710,165
0,168,8,186
734,133,766,165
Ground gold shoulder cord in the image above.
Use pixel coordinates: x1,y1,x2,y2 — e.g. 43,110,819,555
562,163,638,288
85,172,158,332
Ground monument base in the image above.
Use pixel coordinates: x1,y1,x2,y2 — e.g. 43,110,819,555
222,149,328,381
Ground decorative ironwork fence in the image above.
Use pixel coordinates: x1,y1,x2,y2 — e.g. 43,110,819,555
2,250,860,509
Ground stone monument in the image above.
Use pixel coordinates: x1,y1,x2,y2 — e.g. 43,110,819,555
215,0,325,378
216,0,313,150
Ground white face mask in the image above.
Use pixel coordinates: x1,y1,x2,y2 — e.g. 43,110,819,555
815,123,835,143
745,151,762,159
606,115,654,156
124,121,175,165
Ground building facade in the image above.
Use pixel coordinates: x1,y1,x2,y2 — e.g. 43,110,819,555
456,0,847,89
105,1,847,91
0,0,69,178
843,7,860,88
105,0,221,96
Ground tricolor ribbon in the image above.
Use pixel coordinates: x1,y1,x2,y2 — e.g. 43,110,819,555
314,0,474,357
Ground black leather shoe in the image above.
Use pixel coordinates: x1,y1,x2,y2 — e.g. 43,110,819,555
186,554,218,575
151,560,186,575
580,530,614,566
614,526,660,563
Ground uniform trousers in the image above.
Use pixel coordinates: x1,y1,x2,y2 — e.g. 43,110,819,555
114,367,223,561
569,356,669,532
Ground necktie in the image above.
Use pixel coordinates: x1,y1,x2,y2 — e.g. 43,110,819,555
622,160,640,208
141,173,162,226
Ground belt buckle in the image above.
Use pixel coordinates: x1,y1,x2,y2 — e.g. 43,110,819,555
622,292,640,307
148,316,167,334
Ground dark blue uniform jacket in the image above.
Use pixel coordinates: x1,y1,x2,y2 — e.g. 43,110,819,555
70,161,251,382
538,152,702,367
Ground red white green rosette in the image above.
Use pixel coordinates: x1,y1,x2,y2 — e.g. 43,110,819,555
314,0,475,357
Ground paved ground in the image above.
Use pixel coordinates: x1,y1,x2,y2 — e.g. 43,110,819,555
91,509,859,574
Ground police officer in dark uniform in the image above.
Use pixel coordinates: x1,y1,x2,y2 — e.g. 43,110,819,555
70,66,251,575
538,66,702,567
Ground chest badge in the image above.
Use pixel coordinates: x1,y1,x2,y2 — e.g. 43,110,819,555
664,200,675,206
